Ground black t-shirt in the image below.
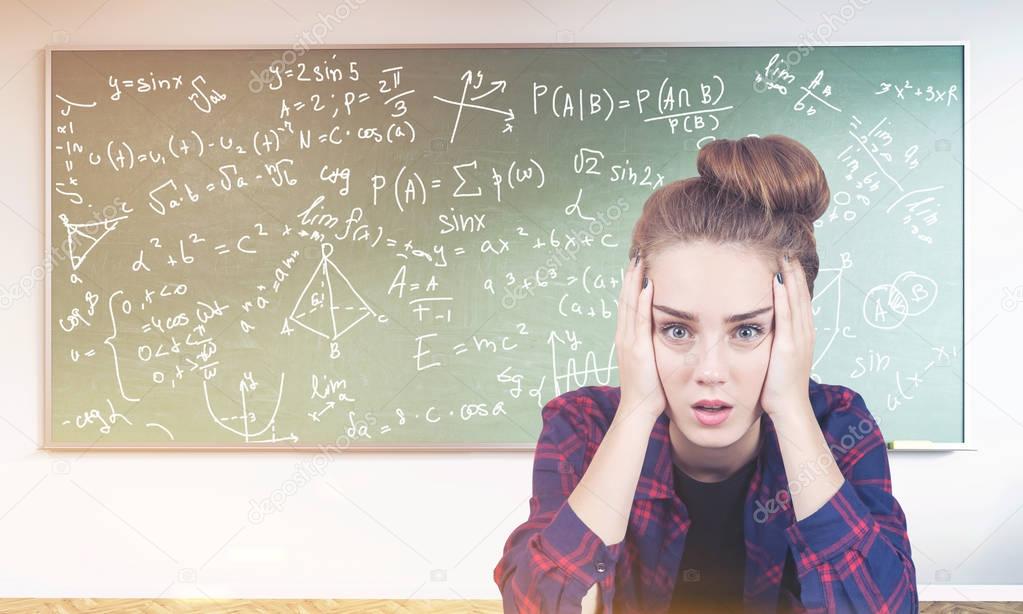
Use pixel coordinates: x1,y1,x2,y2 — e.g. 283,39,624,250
667,456,801,613
668,457,757,613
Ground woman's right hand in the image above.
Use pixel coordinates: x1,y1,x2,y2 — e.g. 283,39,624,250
614,252,668,424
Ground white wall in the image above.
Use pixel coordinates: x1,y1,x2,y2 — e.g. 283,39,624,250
1,0,1021,601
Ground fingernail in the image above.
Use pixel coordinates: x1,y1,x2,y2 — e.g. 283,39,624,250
776,272,784,284
642,277,648,289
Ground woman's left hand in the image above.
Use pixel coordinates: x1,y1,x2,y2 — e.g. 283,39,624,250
760,253,816,418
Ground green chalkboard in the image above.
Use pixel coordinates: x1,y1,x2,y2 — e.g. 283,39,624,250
45,44,965,449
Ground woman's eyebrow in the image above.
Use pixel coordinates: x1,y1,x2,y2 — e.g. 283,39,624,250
652,305,773,323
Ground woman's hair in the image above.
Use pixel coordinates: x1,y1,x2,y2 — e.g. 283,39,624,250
628,134,830,297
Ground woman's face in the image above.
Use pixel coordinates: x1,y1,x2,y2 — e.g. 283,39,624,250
646,241,776,449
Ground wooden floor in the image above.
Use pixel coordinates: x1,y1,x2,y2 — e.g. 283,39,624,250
920,605,1023,613
0,600,1021,613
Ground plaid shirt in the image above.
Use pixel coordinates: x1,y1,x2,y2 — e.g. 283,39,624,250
493,380,918,613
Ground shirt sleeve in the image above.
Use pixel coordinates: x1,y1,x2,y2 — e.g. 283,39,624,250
493,392,626,614
783,389,919,613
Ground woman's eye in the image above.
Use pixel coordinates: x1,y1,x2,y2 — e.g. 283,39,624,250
662,324,689,341
737,324,764,340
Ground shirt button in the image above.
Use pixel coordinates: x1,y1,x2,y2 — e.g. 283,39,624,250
595,561,607,573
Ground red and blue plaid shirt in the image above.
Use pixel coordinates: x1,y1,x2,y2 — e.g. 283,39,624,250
493,380,918,613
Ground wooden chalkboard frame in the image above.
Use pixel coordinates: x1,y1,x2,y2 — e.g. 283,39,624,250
43,41,973,451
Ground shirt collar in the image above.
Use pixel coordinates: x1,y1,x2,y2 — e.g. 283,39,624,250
633,411,678,500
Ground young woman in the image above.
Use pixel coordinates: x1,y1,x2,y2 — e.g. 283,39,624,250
493,135,918,613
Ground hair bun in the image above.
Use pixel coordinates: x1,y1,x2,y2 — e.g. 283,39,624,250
696,134,829,222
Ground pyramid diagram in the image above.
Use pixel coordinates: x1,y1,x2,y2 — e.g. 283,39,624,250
289,242,377,340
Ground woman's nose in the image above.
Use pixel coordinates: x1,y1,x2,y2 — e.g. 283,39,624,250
693,336,727,384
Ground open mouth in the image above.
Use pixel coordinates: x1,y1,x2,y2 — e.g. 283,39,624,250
690,400,734,426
